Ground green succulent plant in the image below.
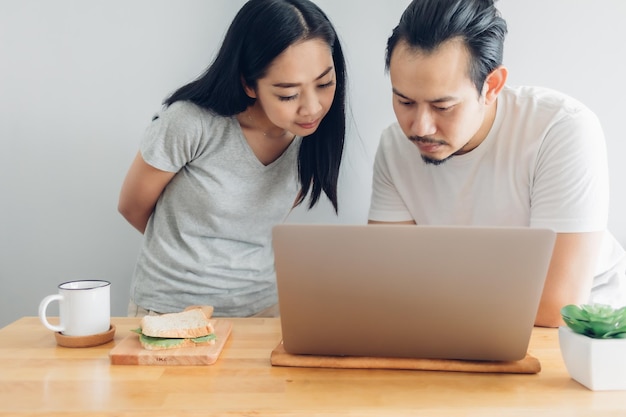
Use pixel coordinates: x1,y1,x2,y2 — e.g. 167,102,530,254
561,304,626,339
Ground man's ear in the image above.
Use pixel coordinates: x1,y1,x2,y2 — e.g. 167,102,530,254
241,76,257,99
483,65,508,105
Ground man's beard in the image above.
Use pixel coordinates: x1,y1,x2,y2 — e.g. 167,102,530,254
421,154,451,165
409,136,453,166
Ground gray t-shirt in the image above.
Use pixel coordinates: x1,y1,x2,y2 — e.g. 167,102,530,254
130,101,302,316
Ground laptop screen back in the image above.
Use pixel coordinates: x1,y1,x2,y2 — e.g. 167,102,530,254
273,224,556,361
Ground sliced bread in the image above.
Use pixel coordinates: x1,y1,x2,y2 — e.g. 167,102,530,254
141,309,214,339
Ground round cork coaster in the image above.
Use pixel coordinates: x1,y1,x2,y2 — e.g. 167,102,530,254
55,324,116,348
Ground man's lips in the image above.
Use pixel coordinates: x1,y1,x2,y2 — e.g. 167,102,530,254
410,137,446,153
416,141,443,153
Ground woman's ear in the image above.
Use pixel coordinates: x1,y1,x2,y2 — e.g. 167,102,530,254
483,65,508,105
241,76,257,99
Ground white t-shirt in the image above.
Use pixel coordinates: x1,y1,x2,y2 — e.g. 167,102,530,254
369,85,625,306
130,101,302,316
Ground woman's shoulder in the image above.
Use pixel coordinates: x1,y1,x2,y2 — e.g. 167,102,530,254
154,101,233,133
161,100,219,120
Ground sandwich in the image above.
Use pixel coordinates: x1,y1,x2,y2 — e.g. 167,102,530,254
132,307,216,350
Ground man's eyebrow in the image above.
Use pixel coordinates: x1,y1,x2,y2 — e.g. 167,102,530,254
392,88,457,103
392,88,412,101
272,66,334,88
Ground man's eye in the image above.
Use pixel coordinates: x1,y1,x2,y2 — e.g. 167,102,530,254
435,105,454,112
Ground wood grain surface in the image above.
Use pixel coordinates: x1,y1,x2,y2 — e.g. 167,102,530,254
1,317,626,417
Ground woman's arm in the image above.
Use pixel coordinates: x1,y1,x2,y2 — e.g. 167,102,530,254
118,151,177,234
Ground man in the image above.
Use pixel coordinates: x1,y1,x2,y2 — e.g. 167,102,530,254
369,0,626,327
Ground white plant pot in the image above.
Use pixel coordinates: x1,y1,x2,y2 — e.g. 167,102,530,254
558,326,626,391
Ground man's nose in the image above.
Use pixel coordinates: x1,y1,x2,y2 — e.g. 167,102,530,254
411,107,436,137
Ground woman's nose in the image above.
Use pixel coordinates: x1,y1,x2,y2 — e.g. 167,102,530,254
299,92,322,117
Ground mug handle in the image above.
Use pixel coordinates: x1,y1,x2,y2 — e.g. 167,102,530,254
39,294,64,333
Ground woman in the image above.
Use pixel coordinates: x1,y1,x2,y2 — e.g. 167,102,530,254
118,0,347,317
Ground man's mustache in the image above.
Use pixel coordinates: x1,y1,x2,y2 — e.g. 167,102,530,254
408,136,446,145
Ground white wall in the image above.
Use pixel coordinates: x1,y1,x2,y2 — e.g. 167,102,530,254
1,0,624,328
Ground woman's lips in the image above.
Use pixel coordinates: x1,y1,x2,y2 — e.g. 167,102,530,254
297,119,320,130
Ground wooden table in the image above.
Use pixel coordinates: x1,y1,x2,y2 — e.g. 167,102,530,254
0,317,624,416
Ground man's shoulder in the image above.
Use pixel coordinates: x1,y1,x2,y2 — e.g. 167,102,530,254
501,85,591,117
495,86,603,151
381,121,405,139
378,122,410,152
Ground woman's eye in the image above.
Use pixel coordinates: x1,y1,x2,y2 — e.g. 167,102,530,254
319,81,335,89
278,95,297,102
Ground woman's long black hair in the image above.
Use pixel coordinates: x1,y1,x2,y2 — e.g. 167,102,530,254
165,0,347,213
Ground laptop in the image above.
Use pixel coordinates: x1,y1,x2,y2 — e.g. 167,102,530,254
272,224,556,362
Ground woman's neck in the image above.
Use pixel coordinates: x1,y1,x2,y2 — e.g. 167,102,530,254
237,105,292,140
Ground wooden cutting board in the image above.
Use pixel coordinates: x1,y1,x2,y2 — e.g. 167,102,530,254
109,319,232,365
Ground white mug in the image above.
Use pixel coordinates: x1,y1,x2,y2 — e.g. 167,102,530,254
39,280,111,336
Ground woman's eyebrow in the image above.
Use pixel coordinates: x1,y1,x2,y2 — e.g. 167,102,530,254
272,66,334,88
